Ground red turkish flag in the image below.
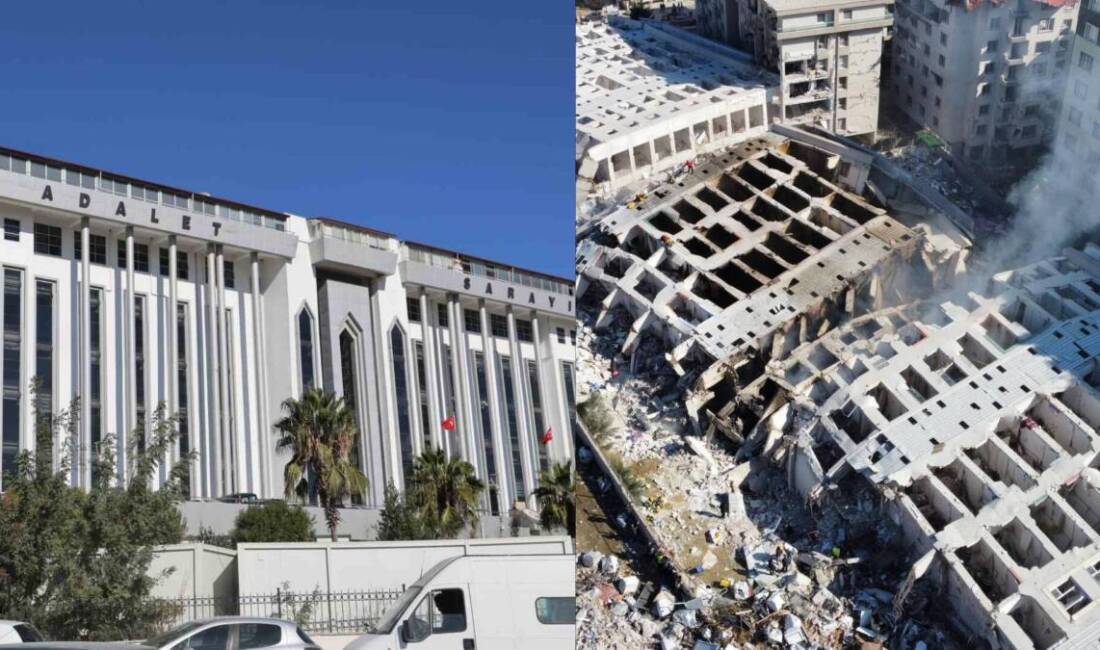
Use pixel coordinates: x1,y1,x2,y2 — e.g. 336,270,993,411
442,415,456,431
541,426,553,445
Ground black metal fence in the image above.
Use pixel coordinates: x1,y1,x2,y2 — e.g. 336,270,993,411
164,588,406,634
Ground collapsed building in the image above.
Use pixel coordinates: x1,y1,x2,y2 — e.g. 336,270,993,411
579,123,1100,644
578,132,966,439
575,16,778,196
740,245,1100,649
574,132,974,647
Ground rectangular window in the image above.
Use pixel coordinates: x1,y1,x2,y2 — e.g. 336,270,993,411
99,177,128,197
490,314,508,338
134,243,149,273
223,260,235,289
414,341,431,452
30,161,62,182
34,280,53,420
90,235,106,265
1080,52,1095,72
561,362,577,437
407,297,421,322
89,287,103,484
556,327,566,344
177,303,191,499
65,168,96,189
464,309,481,333
441,343,459,453
516,319,533,343
527,359,548,473
33,224,61,257
1070,107,1084,127
1076,80,1089,100
159,248,170,276
134,296,146,449
3,219,18,242
473,351,498,516
74,233,107,265
177,251,189,280
436,303,449,328
498,354,524,500
391,327,414,486
2,269,22,485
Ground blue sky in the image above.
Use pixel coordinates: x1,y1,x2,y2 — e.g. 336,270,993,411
0,1,574,277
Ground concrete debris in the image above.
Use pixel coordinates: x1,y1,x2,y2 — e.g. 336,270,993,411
598,554,620,576
579,550,603,569
616,575,640,596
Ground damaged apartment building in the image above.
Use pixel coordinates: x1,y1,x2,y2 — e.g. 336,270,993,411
725,243,1100,649
696,0,895,137
890,0,1077,165
576,15,777,196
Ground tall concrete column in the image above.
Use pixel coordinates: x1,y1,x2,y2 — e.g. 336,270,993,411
367,279,394,489
505,307,535,500
167,238,182,492
123,227,136,482
250,253,269,498
205,246,222,497
79,218,91,490
215,246,234,493
446,295,472,463
418,289,442,450
477,301,509,512
529,314,556,472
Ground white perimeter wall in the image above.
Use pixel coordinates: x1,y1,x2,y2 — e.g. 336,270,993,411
236,536,574,596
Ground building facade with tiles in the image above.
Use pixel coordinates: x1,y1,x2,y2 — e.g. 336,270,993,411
0,146,576,519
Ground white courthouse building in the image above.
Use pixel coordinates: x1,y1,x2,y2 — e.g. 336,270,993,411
0,146,577,520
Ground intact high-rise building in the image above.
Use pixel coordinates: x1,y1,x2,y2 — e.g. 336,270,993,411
0,145,576,524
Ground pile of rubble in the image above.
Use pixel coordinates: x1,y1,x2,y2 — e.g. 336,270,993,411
576,521,955,649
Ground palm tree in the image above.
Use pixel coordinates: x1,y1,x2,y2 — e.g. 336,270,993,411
534,462,575,535
274,388,368,541
408,447,484,539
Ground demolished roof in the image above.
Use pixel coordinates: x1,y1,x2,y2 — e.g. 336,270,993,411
577,134,967,437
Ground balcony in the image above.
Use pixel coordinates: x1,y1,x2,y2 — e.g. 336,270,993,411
308,220,399,275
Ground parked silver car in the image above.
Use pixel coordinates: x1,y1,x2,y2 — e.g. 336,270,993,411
139,618,320,650
0,617,320,650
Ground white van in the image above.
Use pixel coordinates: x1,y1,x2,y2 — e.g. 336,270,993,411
345,554,575,650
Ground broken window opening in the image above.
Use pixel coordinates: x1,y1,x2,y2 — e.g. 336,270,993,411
992,518,1054,569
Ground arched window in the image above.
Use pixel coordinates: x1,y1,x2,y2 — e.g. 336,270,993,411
297,308,315,392
340,327,365,504
390,326,414,485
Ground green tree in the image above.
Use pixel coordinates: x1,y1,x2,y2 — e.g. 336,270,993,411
231,501,315,545
376,483,426,541
0,386,193,641
274,388,368,541
533,462,575,535
408,447,484,539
